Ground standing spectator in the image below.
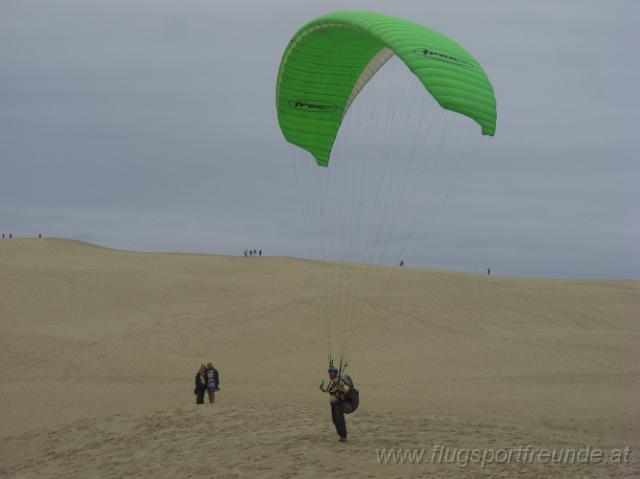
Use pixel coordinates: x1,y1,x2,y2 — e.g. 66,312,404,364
194,364,207,405
205,362,220,404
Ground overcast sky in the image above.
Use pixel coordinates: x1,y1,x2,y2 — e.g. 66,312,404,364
1,0,638,278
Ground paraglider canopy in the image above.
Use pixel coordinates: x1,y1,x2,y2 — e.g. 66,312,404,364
276,10,497,166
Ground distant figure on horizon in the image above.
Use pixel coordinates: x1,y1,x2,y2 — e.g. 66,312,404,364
487,268,491,276
2,234,4,239
38,234,42,238
399,260,404,267
194,364,207,405
205,362,220,404
244,249,248,257
9,234,12,239
259,250,262,257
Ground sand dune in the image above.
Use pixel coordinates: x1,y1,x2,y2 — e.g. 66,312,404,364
1,238,639,478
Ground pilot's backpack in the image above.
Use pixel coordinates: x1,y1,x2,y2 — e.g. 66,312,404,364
340,375,360,414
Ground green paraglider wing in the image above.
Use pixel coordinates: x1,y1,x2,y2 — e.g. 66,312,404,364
276,11,497,166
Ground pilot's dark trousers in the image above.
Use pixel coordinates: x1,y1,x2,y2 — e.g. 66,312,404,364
331,401,347,439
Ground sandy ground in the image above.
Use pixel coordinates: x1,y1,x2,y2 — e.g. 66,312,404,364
1,238,639,478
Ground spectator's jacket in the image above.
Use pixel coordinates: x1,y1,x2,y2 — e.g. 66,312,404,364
195,372,207,391
206,367,219,388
